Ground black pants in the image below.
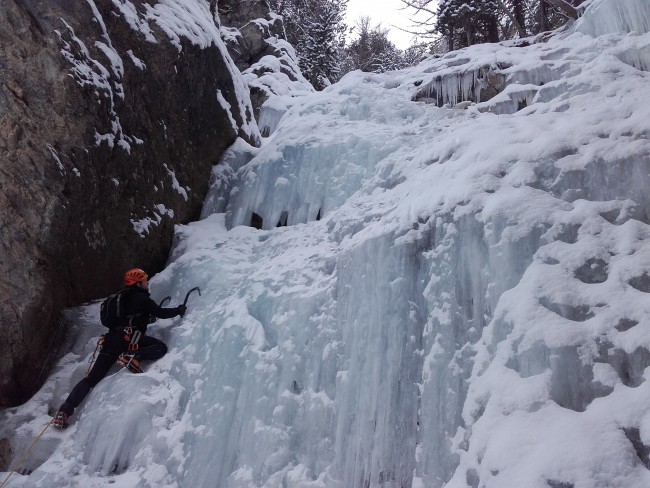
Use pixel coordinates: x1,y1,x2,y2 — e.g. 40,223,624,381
58,330,167,416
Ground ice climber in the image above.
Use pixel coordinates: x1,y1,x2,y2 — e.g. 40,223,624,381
53,268,186,430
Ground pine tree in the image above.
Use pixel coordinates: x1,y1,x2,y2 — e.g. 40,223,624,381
269,0,348,90
510,0,527,34
436,0,500,49
527,0,581,35
494,0,527,38
403,42,430,67
402,0,587,51
341,17,405,75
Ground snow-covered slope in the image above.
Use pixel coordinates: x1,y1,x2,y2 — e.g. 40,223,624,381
2,0,650,487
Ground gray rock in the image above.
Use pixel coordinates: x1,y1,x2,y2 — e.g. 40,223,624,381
219,0,274,30
219,0,313,119
0,0,258,406
0,437,10,471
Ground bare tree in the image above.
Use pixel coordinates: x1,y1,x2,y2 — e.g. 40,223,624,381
399,0,582,49
542,0,579,19
495,0,527,38
396,0,439,40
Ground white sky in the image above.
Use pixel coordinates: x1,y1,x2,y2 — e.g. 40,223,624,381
345,0,434,49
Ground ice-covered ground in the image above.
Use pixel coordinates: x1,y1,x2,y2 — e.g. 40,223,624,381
2,0,650,487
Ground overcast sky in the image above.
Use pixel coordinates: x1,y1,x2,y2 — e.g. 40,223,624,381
345,0,434,49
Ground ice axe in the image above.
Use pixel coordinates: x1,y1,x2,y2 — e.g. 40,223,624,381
159,287,200,312
183,287,201,306
180,286,201,316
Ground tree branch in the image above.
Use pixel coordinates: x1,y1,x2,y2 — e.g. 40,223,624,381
495,0,527,38
398,0,437,17
542,0,579,19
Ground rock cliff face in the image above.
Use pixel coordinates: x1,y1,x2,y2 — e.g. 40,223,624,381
219,0,314,123
0,0,259,407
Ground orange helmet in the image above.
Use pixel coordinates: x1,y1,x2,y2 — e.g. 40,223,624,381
124,268,148,286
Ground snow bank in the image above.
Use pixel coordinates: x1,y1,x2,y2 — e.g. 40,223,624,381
3,0,650,487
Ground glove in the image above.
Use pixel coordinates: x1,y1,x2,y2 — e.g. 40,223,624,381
177,304,187,317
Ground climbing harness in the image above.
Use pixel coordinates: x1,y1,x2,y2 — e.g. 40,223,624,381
0,419,54,488
128,330,142,352
121,326,141,351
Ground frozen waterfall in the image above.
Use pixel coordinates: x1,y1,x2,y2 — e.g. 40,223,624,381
2,0,650,487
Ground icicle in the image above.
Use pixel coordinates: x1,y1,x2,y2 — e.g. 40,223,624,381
258,104,286,137
576,0,650,36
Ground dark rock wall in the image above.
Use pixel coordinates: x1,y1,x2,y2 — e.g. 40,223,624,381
0,0,259,407
219,0,314,121
219,0,273,29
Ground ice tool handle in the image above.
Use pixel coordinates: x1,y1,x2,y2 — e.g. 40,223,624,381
157,287,199,316
183,287,201,307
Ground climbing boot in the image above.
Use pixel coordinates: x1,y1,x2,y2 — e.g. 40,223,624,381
53,411,69,430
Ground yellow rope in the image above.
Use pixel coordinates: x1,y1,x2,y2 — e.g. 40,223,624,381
0,418,54,488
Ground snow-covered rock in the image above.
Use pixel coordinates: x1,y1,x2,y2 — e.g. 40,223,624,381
2,0,650,487
219,0,314,127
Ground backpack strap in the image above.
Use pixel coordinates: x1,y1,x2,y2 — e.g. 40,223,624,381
115,290,125,319
116,288,141,324
115,287,136,317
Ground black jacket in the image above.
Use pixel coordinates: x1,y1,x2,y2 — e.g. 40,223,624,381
121,286,182,333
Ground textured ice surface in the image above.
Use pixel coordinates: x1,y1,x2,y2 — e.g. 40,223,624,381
2,1,650,487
